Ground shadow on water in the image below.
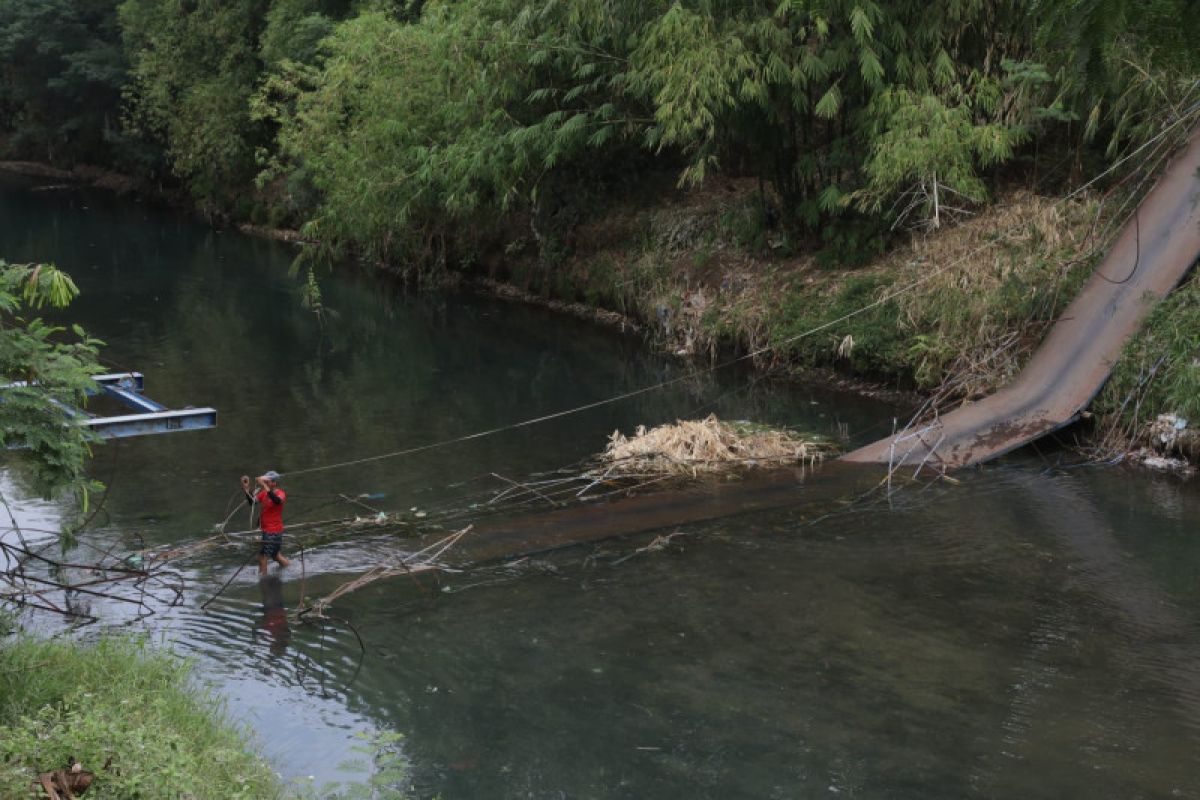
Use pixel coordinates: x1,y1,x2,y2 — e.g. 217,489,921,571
258,574,291,657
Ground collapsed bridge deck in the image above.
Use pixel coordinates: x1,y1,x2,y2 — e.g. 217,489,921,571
843,127,1200,470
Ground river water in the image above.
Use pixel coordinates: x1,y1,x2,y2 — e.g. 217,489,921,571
4,175,1200,798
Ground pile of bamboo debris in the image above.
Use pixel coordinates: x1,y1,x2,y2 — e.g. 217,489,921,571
601,415,827,476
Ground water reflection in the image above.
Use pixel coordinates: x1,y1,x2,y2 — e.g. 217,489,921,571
257,575,291,658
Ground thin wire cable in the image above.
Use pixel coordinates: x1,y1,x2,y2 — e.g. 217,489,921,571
281,105,1200,480
1097,208,1141,284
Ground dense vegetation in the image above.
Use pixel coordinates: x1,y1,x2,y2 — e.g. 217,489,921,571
1095,269,1200,457
1,0,1196,244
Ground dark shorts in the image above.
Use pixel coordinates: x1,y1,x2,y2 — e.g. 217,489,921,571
260,532,284,558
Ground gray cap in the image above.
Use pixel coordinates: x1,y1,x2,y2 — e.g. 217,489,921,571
262,470,282,482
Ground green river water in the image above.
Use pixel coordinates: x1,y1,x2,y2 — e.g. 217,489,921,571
4,175,1200,798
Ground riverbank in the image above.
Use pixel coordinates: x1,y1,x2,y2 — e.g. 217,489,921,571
0,161,143,196
0,634,284,798
6,153,1195,467
460,178,1199,468
217,183,1200,469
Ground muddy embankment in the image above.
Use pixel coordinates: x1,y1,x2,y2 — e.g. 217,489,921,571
461,178,1200,469
7,157,1195,467
0,160,143,195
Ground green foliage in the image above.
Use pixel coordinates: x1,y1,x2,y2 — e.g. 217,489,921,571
0,635,283,799
857,87,1028,227
1097,269,1200,434
259,8,501,260
0,261,104,504
267,0,1140,255
1034,0,1200,153
4,0,1196,256
0,0,128,165
261,0,657,263
0,0,1196,306
623,0,1038,231
626,3,746,184
769,273,908,378
260,0,349,69
118,0,271,212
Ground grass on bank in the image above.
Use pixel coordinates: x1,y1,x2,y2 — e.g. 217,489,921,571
503,174,1200,462
0,635,283,799
544,189,1102,400
759,192,1101,395
1094,267,1200,456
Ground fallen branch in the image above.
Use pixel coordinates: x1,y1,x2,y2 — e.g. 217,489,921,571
611,530,693,566
294,526,472,619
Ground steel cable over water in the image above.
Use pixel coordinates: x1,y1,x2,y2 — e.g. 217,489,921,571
178,97,1200,604
278,101,1200,482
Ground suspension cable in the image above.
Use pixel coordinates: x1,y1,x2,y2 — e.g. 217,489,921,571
281,102,1200,480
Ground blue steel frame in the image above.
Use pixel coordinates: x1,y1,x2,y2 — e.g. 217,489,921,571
83,373,217,439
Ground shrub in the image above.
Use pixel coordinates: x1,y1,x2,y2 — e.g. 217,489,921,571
1095,268,1200,447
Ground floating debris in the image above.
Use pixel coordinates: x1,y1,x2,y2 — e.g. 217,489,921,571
293,526,472,619
1148,413,1200,458
601,414,828,477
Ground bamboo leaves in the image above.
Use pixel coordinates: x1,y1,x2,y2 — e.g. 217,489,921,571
814,83,842,118
257,0,1198,258
857,87,1027,228
630,6,744,153
848,4,874,45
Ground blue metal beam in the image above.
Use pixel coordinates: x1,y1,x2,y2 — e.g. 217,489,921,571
82,407,218,439
4,371,217,440
92,372,145,393
101,383,166,413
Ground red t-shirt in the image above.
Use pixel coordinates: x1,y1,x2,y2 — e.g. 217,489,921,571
255,488,287,533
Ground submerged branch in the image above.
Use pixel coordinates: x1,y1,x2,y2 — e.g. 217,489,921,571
294,526,473,620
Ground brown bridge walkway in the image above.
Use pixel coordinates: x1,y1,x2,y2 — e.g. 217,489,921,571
843,126,1200,470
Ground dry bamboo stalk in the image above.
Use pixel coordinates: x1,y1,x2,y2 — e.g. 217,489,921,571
489,473,561,507
295,526,472,619
600,415,826,477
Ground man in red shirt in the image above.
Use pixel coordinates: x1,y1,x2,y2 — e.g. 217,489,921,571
241,470,290,575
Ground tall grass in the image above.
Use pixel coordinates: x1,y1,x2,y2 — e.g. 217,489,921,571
1094,267,1200,453
0,635,283,799
551,187,1102,395
736,192,1101,394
